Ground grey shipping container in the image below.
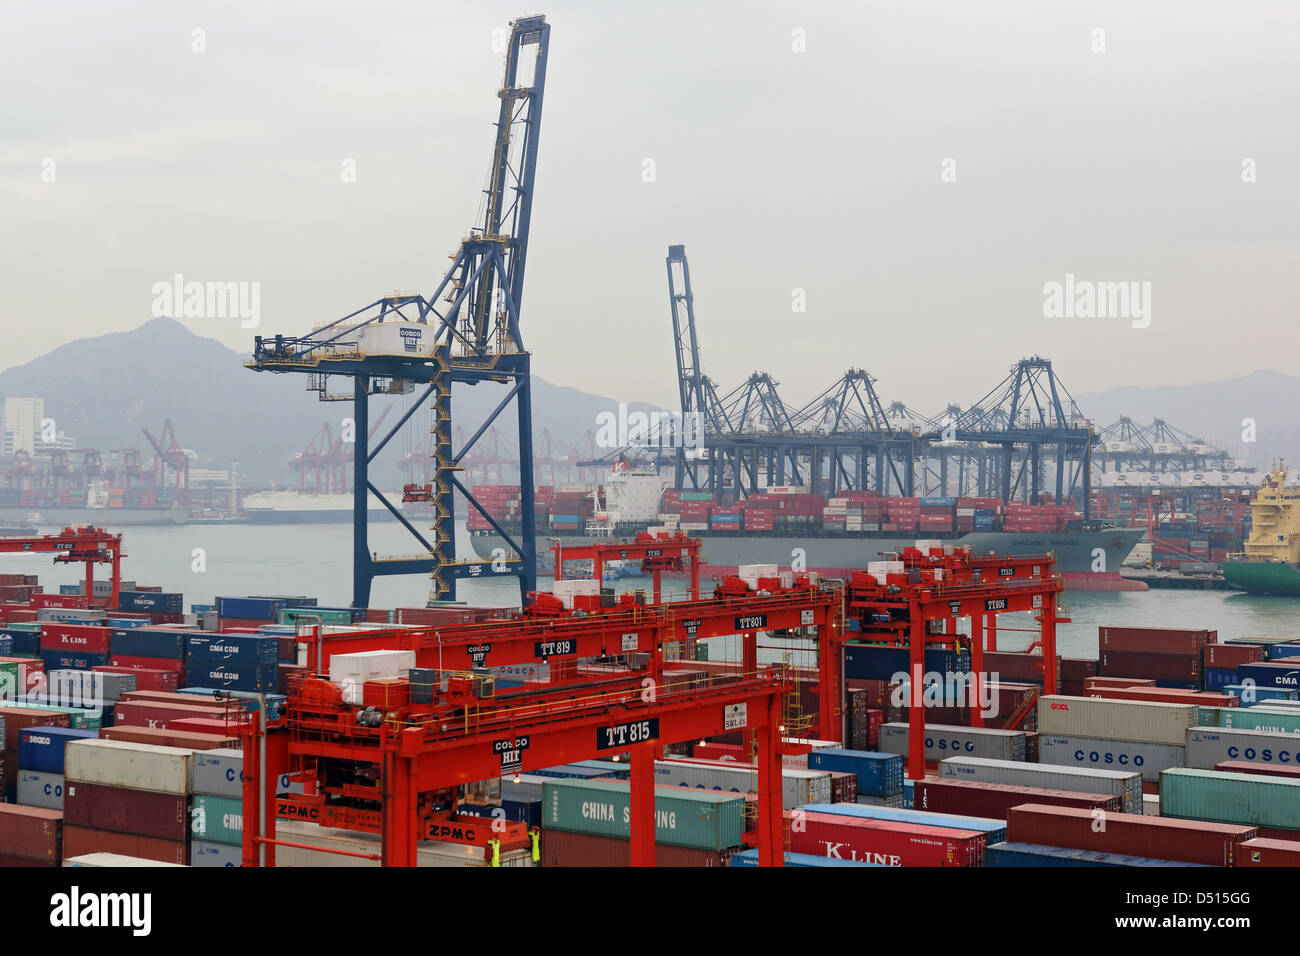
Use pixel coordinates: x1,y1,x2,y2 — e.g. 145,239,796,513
500,773,552,802
17,770,65,810
1037,695,1198,746
47,669,137,704
939,755,1143,813
652,760,832,809
1038,734,1185,783
1185,727,1300,770
878,722,1026,762
190,840,242,868
193,748,245,798
854,792,905,808
64,739,193,795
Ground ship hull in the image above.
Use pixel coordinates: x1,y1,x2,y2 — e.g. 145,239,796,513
0,505,188,526
471,527,1147,591
1221,560,1300,596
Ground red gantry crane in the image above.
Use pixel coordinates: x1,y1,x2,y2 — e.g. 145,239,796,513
0,526,125,609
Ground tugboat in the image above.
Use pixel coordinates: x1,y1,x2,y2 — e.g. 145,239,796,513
1221,462,1300,596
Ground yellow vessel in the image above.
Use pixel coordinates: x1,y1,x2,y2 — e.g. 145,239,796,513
1221,462,1300,595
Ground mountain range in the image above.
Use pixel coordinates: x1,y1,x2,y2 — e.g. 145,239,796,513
1,318,1294,481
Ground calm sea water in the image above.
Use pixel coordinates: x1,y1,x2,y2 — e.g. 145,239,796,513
12,521,1299,663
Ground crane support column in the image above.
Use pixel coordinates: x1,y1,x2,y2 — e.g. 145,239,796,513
353,378,371,609
969,612,985,728
756,692,785,867
907,603,926,781
629,742,656,867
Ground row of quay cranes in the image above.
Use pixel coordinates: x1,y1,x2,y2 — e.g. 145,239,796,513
586,245,1098,515
247,16,552,606
2,422,188,494
235,567,849,867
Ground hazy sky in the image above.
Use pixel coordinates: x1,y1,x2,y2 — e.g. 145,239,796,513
2,1,1297,418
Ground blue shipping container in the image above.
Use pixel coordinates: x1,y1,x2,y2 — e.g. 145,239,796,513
1,628,39,654
186,634,279,664
902,778,914,809
106,619,148,629
1224,684,1298,705
116,591,183,613
185,660,279,693
1235,665,1300,691
1203,668,1238,692
18,726,98,774
0,636,10,657
1269,645,1300,660
985,841,1209,868
215,597,287,621
111,628,188,660
529,765,617,780
797,802,1007,845
843,645,969,682
807,749,903,797
730,849,882,867
38,649,110,672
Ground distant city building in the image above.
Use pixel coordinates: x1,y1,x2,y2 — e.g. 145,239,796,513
1,397,45,455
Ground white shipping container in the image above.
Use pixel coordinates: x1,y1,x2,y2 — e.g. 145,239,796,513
878,722,1026,762
551,579,601,609
653,759,832,809
780,737,841,769
328,649,416,684
64,739,194,795
1185,726,1300,770
64,853,187,868
1037,695,1198,746
1037,734,1186,783
1143,794,1161,816
938,755,1143,813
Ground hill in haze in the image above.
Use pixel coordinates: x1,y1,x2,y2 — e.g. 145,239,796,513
0,318,659,483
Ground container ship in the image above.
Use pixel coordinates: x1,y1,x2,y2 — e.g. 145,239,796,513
0,483,187,527
240,489,396,524
1222,463,1300,595
467,465,1145,590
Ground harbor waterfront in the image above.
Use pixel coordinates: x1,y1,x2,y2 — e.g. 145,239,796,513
12,520,1298,660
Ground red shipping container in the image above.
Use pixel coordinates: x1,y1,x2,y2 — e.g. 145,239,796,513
93,665,179,692
110,654,184,678
1098,651,1200,681
1059,658,1099,682
913,777,1122,819
167,717,247,738
827,771,858,803
539,828,735,867
1233,837,1300,867
63,781,188,841
32,593,89,609
0,804,62,862
789,811,984,866
980,652,1056,683
1084,676,1156,691
1099,626,1214,655
0,852,54,867
62,824,188,866
114,699,246,730
692,742,747,762
1213,760,1300,780
100,726,239,750
39,622,112,654
1091,686,1238,707
0,706,72,749
1005,804,1256,866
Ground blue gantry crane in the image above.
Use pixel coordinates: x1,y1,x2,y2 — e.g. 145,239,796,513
247,15,551,607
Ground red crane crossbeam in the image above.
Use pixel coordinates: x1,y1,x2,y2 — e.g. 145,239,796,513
551,532,702,602
0,526,124,609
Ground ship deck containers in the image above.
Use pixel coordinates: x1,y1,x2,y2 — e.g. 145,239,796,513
1160,768,1300,833
1005,804,1255,866
939,755,1143,813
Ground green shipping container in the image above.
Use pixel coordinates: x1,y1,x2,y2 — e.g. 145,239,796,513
3,699,102,730
1197,706,1300,735
541,778,744,851
679,492,714,502
277,607,353,627
1160,768,1300,832
191,794,243,846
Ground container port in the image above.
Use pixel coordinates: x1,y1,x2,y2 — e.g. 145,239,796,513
2,0,1293,941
